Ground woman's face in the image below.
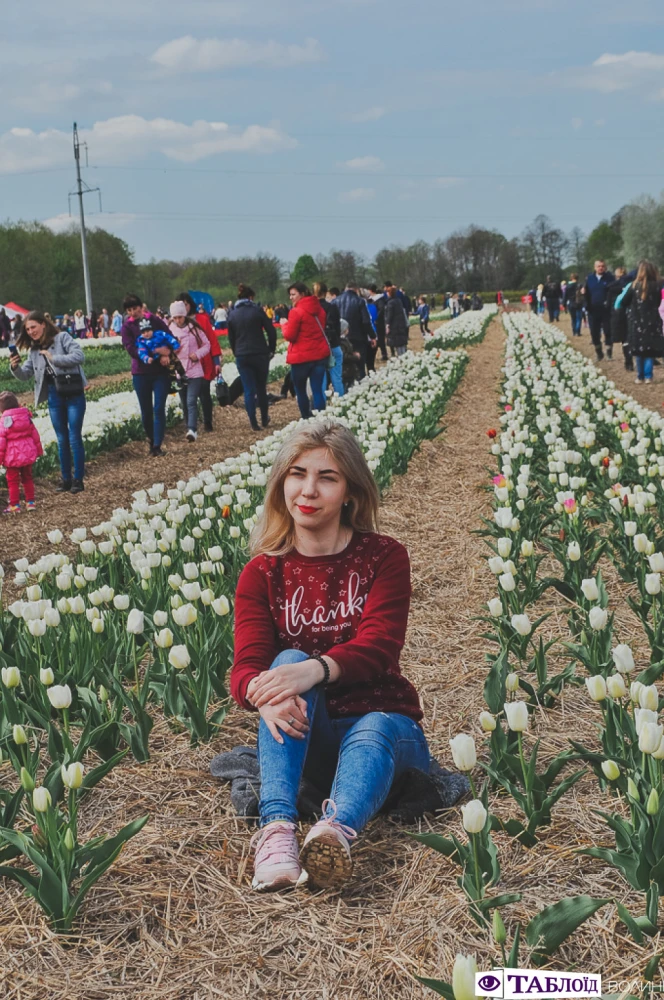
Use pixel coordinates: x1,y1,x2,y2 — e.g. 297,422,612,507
283,448,349,531
172,315,187,328
289,288,303,306
24,320,45,342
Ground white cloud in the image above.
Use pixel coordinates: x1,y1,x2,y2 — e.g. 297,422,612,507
347,107,386,123
338,187,375,203
43,212,137,233
343,156,384,171
433,176,464,188
571,117,583,130
0,115,296,174
151,35,324,72
567,51,664,94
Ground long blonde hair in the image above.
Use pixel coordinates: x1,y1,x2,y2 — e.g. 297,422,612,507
634,259,660,302
250,421,379,557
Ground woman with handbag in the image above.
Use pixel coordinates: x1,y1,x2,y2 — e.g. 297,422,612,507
283,282,330,419
10,311,87,494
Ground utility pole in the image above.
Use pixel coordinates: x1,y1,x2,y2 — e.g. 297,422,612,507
70,123,101,318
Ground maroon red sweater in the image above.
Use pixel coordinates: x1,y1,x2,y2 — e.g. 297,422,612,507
230,532,422,721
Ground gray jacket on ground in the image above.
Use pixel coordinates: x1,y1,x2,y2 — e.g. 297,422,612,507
12,332,87,406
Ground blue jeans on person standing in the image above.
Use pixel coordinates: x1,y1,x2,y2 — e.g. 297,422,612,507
179,376,205,432
257,650,430,832
235,354,270,428
569,307,582,335
636,356,654,380
290,360,327,418
132,374,170,448
326,345,345,396
47,386,86,481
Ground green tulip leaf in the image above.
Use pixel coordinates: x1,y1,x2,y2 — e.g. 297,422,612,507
525,895,611,964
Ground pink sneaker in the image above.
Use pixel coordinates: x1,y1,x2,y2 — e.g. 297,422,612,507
251,821,304,892
300,799,357,889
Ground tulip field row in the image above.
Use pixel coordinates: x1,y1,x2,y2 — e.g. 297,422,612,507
424,305,497,351
0,345,470,932
418,310,664,991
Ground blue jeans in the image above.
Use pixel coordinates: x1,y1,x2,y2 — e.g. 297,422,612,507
257,650,430,831
290,360,327,418
569,307,582,334
636,356,654,380
235,354,269,427
326,345,345,396
47,387,86,481
132,374,170,448
179,376,205,432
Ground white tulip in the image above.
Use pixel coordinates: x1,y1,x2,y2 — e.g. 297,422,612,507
634,534,650,554
155,628,174,648
56,573,72,591
229,526,241,539
153,610,168,626
567,541,581,562
183,562,199,580
461,799,487,834
612,644,635,674
649,552,664,573
2,666,21,689
61,762,84,789
449,734,476,771
91,618,105,634
211,595,230,616
646,574,662,596
488,556,505,575
520,539,534,558
69,595,85,614
505,672,520,693
44,608,61,628
452,955,478,1000
126,609,144,634
585,675,607,702
606,674,627,700
640,722,664,755
168,574,183,590
47,529,63,545
639,684,659,712
172,603,198,627
32,786,52,813
580,578,599,602
601,760,620,781
28,619,47,637
200,588,215,605
499,573,515,592
510,614,531,636
47,684,72,709
26,584,41,602
624,521,637,537
504,700,529,732
479,711,496,732
487,597,503,617
113,594,130,610
168,645,191,670
497,538,512,558
208,546,223,561
635,707,658,735
40,667,54,686
180,582,202,602
588,606,608,630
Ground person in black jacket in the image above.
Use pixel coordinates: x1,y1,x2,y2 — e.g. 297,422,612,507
227,283,277,430
564,274,582,336
368,284,388,361
619,260,664,384
313,281,344,397
543,276,562,322
607,267,633,371
385,286,409,356
335,284,375,379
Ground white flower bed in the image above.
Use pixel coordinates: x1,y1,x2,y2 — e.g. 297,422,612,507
424,305,497,350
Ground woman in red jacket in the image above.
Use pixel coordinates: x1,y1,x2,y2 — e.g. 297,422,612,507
231,421,429,892
283,282,330,418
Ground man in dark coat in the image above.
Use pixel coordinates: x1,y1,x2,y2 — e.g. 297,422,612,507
606,267,633,371
585,259,615,361
543,275,562,322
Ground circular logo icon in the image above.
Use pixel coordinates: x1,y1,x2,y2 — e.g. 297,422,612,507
478,975,501,993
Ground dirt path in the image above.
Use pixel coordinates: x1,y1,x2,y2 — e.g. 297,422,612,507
0,320,507,1000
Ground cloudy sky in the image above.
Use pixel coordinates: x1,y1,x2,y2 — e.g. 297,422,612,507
2,0,664,264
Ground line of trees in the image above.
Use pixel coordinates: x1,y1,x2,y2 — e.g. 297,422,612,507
2,194,663,313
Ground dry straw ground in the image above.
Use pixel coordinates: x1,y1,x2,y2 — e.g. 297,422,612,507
0,317,657,998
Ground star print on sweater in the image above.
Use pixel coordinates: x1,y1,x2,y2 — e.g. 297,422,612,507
230,532,422,721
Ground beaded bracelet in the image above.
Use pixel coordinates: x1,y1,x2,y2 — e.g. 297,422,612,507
311,654,330,686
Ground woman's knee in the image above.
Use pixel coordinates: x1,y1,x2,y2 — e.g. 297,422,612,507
270,648,310,670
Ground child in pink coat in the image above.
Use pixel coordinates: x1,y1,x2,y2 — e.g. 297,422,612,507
0,391,44,513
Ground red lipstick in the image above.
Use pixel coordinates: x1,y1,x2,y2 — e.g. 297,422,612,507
297,505,319,515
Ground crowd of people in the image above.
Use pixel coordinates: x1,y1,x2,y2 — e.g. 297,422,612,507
521,259,664,383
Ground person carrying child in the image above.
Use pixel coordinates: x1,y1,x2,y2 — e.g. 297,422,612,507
135,321,183,376
0,391,43,514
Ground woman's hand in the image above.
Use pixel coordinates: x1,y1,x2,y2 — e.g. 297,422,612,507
9,354,20,369
259,696,309,744
39,350,53,361
159,355,170,367
250,658,325,708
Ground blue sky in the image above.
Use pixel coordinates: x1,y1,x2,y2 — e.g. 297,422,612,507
2,0,664,265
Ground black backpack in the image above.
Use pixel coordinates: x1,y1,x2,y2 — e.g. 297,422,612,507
215,374,230,406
